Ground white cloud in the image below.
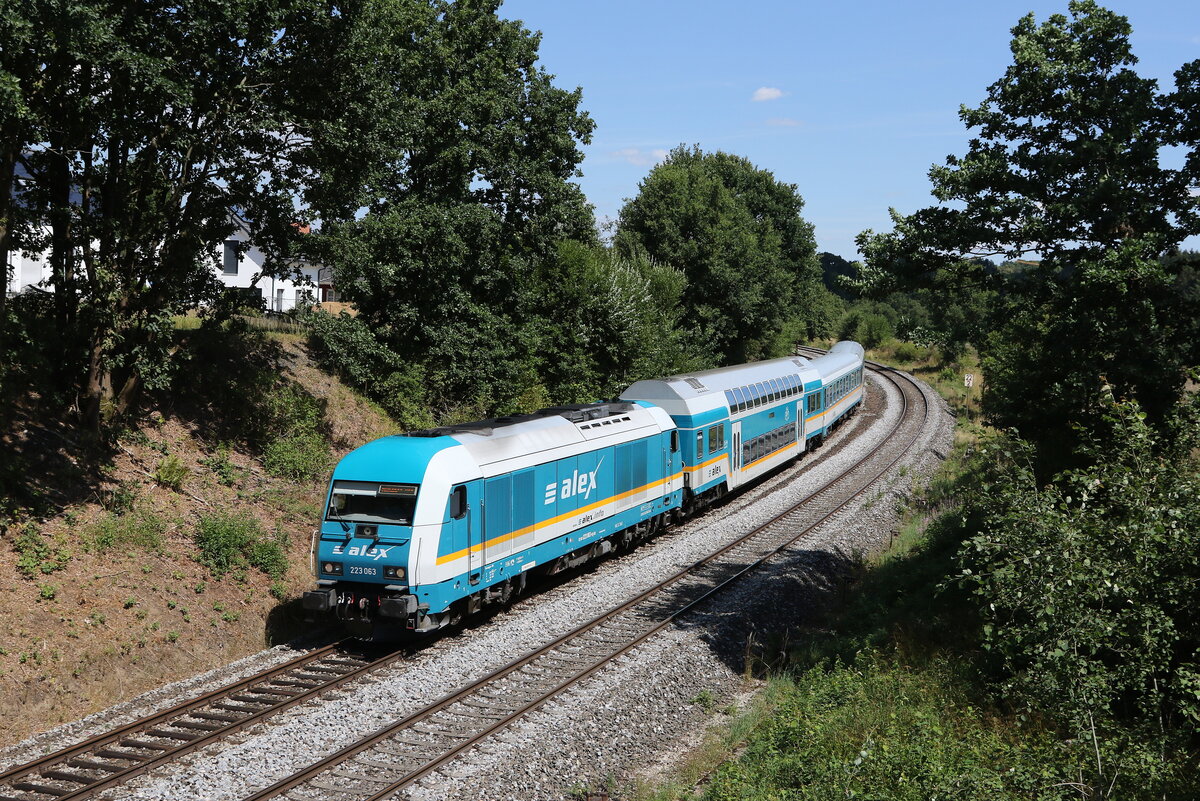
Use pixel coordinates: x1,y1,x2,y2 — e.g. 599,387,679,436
752,87,784,102
766,117,801,127
611,147,669,166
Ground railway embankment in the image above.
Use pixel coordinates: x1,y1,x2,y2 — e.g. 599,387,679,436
0,332,397,747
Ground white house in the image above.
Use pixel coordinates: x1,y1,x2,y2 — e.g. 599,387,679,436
5,216,330,313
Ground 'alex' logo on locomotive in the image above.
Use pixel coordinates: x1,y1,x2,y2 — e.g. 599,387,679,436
543,463,602,505
331,544,393,561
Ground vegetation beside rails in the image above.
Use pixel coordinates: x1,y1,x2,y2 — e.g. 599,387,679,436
633,385,1200,800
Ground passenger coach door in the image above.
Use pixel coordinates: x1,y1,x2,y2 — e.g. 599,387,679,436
796,400,805,452
731,421,742,487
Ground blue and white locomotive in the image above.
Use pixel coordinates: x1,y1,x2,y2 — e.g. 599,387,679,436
303,342,865,635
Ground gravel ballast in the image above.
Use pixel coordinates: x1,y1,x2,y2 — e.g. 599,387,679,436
4,369,956,801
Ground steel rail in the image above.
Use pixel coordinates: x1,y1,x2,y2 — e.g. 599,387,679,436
0,639,408,801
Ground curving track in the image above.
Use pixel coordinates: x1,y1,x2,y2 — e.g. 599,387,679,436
240,360,929,801
0,357,930,801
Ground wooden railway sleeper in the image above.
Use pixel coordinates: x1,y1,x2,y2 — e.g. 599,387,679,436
191,710,241,722
211,701,264,713
330,768,392,783
66,757,126,772
229,692,281,704
118,738,173,751
94,747,150,761
145,728,203,741
12,780,71,796
297,665,346,675
170,719,224,731
41,769,94,785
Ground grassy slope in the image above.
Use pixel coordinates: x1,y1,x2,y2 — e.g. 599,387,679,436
0,335,397,746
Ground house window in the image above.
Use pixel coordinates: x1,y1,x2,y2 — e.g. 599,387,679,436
223,241,238,275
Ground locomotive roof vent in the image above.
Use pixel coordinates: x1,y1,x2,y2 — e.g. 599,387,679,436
405,401,637,438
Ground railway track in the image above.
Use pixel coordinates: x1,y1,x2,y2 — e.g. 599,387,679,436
1,358,929,801
0,641,408,801
240,362,929,801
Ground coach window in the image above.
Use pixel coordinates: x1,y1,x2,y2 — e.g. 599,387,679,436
733,387,746,413
755,383,766,406
708,425,725,452
768,379,780,401
696,431,705,457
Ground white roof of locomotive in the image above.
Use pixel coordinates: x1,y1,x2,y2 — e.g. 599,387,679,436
433,403,672,472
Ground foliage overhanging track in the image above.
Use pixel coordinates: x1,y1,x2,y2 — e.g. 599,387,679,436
0,640,409,801
241,361,930,801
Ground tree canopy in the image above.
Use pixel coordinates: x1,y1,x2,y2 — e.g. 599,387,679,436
0,0,599,429
615,145,828,365
854,0,1200,461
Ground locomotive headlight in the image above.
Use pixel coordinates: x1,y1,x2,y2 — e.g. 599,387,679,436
322,561,343,575
383,566,406,580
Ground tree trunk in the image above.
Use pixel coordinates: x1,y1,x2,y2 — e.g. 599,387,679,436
0,146,14,346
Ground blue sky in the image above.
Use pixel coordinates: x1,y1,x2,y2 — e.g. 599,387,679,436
499,0,1199,259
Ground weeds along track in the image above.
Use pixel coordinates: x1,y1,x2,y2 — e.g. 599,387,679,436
1,360,926,801
0,641,408,801
240,363,928,801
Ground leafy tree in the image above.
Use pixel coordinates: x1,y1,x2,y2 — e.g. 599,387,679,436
958,392,1200,796
307,0,596,411
856,1,1197,291
615,145,826,364
519,241,707,404
1,0,359,431
818,251,857,299
854,2,1200,459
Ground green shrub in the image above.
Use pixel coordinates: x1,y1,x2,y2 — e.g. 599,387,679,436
99,481,138,515
193,512,288,579
304,310,434,430
262,433,329,481
13,524,71,577
259,384,330,481
852,313,894,349
246,535,289,580
154,455,188,490
703,657,1085,801
892,340,929,363
957,396,1200,793
199,443,242,486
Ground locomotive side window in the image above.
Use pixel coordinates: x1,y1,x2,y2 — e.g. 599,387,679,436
696,431,705,457
450,485,467,520
670,430,679,452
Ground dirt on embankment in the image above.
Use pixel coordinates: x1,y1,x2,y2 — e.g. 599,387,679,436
0,335,397,745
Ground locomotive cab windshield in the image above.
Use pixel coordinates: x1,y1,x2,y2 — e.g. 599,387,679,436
325,480,418,526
